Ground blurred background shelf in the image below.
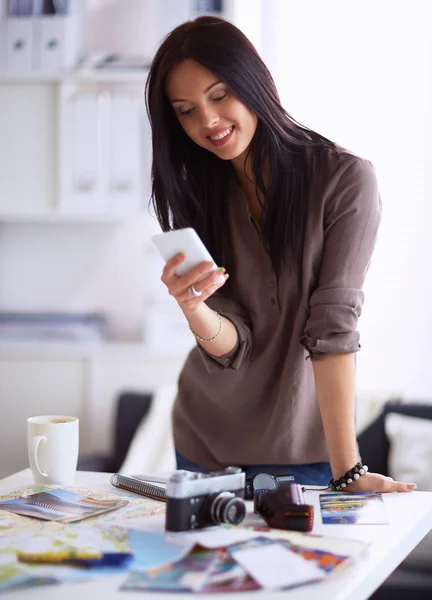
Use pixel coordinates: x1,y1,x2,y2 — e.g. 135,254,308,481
0,211,146,223
0,340,191,359
0,70,149,84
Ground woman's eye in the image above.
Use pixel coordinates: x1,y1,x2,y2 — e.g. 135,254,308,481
212,93,228,102
179,107,194,116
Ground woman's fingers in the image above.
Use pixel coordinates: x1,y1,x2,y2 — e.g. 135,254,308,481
178,270,229,305
348,472,417,493
378,477,417,493
160,254,229,308
184,268,227,297
181,262,222,290
163,258,214,291
161,253,186,282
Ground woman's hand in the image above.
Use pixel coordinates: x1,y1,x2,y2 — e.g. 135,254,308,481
161,253,228,313
344,472,416,493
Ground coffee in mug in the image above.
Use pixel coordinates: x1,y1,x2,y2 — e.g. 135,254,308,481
27,415,79,485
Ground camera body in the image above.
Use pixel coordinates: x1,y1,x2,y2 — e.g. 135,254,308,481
165,467,246,532
245,471,295,500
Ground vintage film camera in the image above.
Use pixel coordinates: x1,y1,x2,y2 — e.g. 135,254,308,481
165,467,246,532
254,482,314,532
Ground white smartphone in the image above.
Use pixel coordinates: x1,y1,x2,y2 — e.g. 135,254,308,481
151,227,225,284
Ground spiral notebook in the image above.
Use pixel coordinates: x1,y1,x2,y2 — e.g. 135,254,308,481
110,474,167,502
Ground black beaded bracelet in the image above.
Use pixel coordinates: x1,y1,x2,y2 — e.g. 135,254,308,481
329,462,369,491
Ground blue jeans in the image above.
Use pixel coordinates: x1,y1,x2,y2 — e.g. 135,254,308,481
175,450,332,486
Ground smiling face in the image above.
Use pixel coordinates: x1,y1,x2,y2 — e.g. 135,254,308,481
165,59,258,163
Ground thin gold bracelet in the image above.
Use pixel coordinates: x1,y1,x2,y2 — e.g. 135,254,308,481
189,311,223,343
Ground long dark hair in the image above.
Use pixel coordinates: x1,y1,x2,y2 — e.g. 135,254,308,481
145,16,337,278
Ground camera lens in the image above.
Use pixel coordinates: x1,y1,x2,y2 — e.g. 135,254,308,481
209,492,246,525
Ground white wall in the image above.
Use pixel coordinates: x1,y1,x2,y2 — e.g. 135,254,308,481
82,0,217,60
272,0,432,426
81,0,273,67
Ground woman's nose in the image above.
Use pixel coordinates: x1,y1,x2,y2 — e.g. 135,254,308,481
201,107,220,129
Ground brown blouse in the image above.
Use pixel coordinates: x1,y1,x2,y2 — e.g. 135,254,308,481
172,148,381,470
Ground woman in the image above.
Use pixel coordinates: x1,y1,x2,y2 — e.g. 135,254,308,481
146,16,414,492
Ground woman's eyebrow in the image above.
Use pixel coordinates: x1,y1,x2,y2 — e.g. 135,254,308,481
171,80,223,103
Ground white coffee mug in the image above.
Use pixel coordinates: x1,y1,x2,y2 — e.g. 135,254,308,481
27,415,79,485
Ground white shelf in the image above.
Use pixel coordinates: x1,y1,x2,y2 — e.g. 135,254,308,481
65,69,149,83
0,69,149,84
0,340,188,360
0,211,147,224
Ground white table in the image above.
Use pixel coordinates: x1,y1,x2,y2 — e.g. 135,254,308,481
1,469,432,600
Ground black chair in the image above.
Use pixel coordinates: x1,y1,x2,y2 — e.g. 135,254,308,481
357,400,432,600
78,391,153,473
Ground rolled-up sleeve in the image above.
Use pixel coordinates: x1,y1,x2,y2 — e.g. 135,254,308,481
196,294,252,372
301,158,381,360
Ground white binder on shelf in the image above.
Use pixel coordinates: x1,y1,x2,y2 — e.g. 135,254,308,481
57,82,147,217
59,91,104,213
106,93,143,213
1,17,33,74
33,15,81,73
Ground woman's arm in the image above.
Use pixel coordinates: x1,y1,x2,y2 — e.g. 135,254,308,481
304,157,415,493
184,302,238,357
161,254,246,358
313,352,416,492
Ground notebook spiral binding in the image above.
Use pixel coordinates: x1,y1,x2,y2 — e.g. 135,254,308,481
110,474,167,501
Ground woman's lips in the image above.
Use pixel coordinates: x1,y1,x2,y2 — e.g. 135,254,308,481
207,126,235,147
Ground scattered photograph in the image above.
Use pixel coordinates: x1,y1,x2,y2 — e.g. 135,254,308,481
121,548,220,592
320,493,389,525
0,489,129,523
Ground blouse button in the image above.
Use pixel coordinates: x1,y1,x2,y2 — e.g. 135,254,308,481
270,298,276,305
269,281,275,289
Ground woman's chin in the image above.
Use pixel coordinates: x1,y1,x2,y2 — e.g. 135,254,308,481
210,144,247,162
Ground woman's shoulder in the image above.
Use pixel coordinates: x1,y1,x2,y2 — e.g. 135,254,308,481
310,144,377,200
318,144,376,181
